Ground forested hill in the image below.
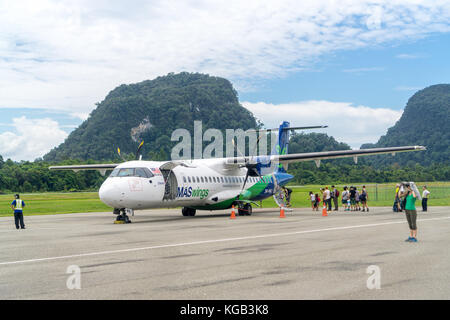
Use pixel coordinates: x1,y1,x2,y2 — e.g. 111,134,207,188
361,84,450,166
44,72,258,161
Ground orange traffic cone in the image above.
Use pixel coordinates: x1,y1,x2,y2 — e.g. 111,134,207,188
322,203,328,217
280,206,286,218
230,205,236,219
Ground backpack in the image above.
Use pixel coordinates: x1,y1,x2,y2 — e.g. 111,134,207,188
335,189,340,197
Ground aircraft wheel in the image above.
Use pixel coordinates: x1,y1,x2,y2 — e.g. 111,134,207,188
182,207,196,217
244,203,252,216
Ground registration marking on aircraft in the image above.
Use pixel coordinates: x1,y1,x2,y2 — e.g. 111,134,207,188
1,216,449,266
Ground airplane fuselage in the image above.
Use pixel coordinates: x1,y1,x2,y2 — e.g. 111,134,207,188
99,159,294,211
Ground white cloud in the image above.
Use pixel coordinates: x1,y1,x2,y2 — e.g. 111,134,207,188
242,100,403,149
0,0,450,115
395,53,421,59
0,116,68,161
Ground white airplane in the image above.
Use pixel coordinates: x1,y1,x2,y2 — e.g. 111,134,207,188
50,121,425,223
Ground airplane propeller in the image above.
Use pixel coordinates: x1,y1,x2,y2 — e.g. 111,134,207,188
117,140,145,161
232,136,264,199
135,140,144,160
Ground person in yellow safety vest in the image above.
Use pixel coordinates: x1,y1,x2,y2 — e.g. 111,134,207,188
10,194,26,229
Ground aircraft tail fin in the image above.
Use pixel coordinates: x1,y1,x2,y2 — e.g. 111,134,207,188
271,121,291,173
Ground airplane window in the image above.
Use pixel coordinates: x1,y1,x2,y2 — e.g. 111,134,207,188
208,177,211,183
109,168,120,177
183,176,186,183
213,177,216,183
135,168,154,178
220,177,224,183
117,168,135,177
201,176,204,183
188,176,191,183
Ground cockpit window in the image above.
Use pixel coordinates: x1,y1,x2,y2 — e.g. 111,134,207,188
109,167,154,178
109,168,120,177
135,167,154,178
117,168,135,177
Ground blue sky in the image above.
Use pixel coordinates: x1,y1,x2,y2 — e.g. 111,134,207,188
1,1,450,160
240,34,450,108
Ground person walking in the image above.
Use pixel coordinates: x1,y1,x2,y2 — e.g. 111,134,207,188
10,194,26,230
404,184,418,242
422,186,430,212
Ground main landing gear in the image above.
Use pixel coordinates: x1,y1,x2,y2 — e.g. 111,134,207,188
182,207,196,217
113,208,131,224
238,203,252,216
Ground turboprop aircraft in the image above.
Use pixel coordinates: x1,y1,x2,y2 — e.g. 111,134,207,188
49,121,425,223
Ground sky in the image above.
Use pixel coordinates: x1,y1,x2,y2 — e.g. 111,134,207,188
1,0,450,161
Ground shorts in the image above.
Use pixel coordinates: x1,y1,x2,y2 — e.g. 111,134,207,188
342,199,347,205
350,199,356,205
405,209,417,230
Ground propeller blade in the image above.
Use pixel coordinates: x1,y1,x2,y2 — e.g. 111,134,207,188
135,140,144,160
117,147,126,161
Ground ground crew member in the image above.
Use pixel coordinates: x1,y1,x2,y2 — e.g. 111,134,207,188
11,194,26,229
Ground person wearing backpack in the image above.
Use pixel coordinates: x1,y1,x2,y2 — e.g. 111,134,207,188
314,193,320,211
360,185,369,212
331,185,339,211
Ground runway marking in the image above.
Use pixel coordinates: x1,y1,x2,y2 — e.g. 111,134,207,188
0,216,449,266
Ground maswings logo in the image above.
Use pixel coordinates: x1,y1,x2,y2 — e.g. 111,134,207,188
177,186,209,199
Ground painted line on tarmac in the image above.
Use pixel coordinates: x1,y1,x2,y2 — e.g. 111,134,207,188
0,216,449,266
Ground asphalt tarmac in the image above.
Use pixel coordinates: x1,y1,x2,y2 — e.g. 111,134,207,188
0,206,449,299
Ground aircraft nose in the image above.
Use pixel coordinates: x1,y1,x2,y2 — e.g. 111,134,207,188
99,179,121,207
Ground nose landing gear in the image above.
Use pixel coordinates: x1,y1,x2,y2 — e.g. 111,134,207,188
113,208,132,224
182,207,196,216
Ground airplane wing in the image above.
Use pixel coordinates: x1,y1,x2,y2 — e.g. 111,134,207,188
225,145,426,166
275,145,426,164
48,164,118,175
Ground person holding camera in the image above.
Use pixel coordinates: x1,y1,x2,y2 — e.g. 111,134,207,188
403,184,418,242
